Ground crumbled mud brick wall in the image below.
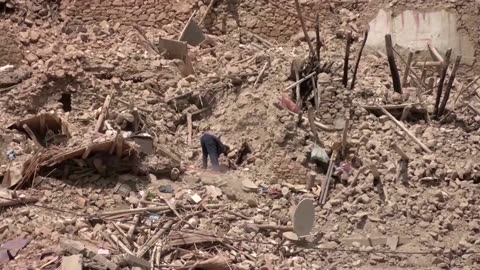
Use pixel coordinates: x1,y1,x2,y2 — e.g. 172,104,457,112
62,0,194,27
61,0,323,42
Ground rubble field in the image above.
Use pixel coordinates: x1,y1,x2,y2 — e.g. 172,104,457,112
1,0,480,269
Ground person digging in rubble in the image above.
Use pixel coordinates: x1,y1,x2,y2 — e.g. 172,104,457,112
200,133,231,172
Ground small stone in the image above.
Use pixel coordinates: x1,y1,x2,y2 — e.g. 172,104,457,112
29,31,40,43
25,53,39,64
355,194,371,204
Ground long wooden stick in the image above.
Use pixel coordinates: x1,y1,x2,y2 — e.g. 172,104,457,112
342,32,352,88
0,197,38,208
294,0,315,54
438,55,461,117
453,75,480,106
402,50,414,86
187,113,193,145
385,34,402,94
320,148,338,205
100,204,222,217
199,1,214,25
284,72,316,91
378,106,432,153
312,76,320,111
254,61,269,87
350,30,368,90
94,94,112,133
433,48,452,118
133,25,160,55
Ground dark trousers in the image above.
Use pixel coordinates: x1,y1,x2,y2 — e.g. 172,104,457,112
201,135,220,169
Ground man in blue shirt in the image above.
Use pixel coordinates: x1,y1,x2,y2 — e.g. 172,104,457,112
200,133,230,171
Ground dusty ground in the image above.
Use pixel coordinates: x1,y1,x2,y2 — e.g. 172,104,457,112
1,0,480,269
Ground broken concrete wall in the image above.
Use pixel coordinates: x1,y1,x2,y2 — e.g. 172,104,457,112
366,9,475,65
61,0,322,42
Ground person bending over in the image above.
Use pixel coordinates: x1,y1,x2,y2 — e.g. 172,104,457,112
200,133,230,171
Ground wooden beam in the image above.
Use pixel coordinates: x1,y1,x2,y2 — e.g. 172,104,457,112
385,34,402,94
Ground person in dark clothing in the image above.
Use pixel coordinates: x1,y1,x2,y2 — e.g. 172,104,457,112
200,133,230,171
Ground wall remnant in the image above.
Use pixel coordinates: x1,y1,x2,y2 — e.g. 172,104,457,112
366,9,475,65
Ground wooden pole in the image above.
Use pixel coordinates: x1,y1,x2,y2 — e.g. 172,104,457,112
199,0,214,25
187,113,193,145
315,14,321,62
433,48,452,118
294,0,315,54
438,55,461,117
342,32,352,88
402,50,414,86
385,34,402,94
350,30,368,90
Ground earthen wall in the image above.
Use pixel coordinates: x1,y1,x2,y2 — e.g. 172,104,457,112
62,0,325,42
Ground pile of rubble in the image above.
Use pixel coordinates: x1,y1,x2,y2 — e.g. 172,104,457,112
1,0,480,269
